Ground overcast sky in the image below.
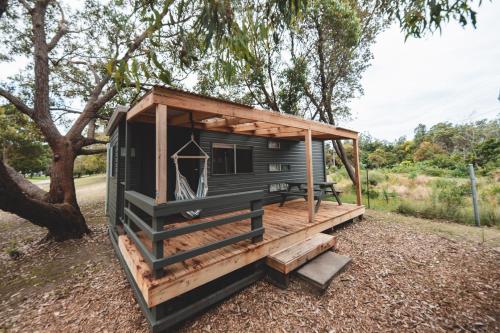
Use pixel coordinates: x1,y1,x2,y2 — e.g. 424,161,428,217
341,1,500,141
1,1,499,141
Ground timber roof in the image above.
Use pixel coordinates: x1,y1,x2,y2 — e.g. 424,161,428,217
106,86,358,140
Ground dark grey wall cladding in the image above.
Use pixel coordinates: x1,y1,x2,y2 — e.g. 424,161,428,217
107,121,126,230
111,121,326,218
199,130,325,215
107,127,118,227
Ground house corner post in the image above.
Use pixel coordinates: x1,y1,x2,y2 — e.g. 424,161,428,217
305,129,315,222
155,104,168,204
353,136,362,206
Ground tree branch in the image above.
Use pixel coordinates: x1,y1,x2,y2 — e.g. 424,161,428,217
77,147,107,155
18,0,33,13
0,88,34,117
0,161,47,201
67,2,173,139
47,1,67,52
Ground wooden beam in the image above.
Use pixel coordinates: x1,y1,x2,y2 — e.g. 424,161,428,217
202,118,229,129
273,130,307,138
127,93,155,121
155,104,168,204
352,136,362,206
305,129,315,223
231,122,276,132
254,127,280,135
169,112,214,126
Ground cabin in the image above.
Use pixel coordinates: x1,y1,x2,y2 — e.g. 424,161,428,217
105,86,364,332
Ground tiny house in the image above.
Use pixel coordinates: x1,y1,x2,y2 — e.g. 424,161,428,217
105,86,364,332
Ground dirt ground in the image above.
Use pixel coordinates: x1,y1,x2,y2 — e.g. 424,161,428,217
1,175,499,332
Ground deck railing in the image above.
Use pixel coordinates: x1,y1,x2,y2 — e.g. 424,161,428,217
123,190,265,278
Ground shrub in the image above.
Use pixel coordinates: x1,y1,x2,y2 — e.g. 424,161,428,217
366,169,386,186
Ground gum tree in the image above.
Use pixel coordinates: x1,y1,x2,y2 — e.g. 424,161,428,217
0,0,198,240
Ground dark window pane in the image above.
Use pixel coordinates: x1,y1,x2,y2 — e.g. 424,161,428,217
212,147,235,174
236,147,253,173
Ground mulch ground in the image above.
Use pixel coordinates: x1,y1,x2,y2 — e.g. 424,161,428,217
1,211,499,332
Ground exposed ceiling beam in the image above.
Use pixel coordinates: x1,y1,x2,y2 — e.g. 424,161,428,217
169,112,213,126
254,127,280,135
272,130,308,138
230,121,276,132
254,126,301,135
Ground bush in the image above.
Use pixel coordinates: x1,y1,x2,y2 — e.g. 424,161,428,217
366,169,386,186
430,179,468,208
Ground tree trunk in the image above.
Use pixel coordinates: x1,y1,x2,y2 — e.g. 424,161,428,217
0,140,90,241
332,139,356,184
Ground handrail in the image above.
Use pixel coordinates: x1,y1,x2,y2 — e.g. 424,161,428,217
154,190,264,218
123,190,265,278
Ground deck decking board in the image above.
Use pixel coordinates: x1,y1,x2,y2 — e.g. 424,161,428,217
119,200,364,307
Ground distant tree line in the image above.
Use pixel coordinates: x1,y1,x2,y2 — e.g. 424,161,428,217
359,117,499,176
325,116,499,177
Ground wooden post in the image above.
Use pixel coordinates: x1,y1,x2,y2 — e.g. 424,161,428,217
250,199,263,243
155,104,168,204
305,129,314,223
352,136,362,206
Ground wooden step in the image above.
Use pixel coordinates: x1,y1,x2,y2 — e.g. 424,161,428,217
296,252,351,291
266,233,336,274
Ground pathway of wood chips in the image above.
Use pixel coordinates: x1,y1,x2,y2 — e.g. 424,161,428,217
1,211,499,332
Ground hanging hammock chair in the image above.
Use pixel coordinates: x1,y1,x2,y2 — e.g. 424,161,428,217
171,126,209,219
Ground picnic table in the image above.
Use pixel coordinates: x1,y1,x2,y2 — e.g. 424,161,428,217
278,181,342,212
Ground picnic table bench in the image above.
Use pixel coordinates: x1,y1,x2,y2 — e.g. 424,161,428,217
278,181,342,212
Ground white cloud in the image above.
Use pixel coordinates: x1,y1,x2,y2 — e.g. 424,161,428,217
342,1,500,141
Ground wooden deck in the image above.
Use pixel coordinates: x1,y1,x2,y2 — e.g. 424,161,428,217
119,200,364,308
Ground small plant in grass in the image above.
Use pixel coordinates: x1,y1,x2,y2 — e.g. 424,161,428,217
5,241,22,260
382,187,397,204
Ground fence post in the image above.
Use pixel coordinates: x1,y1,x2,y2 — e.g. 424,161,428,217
365,168,370,209
250,199,263,243
152,216,165,278
468,164,480,227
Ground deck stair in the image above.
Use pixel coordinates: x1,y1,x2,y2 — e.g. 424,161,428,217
267,233,337,274
296,252,351,291
266,233,336,288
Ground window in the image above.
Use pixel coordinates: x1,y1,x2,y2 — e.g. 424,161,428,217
268,163,291,172
212,143,253,175
269,183,288,192
268,140,281,149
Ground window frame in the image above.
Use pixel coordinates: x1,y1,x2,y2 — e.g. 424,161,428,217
268,163,291,173
267,140,281,150
268,183,288,193
211,143,254,175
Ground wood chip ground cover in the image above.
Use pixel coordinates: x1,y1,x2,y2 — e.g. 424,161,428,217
1,207,499,332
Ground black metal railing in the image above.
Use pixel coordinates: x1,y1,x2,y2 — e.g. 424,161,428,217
123,190,265,278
